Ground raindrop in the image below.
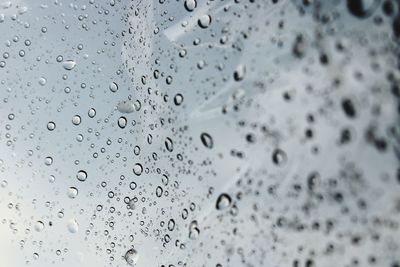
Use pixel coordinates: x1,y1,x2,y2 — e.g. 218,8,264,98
109,82,118,92
34,221,44,232
67,187,78,199
133,163,143,176
62,60,76,70
118,116,127,128
216,193,232,210
174,94,184,106
67,218,79,233
156,186,163,197
165,137,174,152
198,14,212,28
76,170,87,182
72,115,81,126
47,121,56,131
124,248,139,266
189,221,200,240
184,0,197,11
88,108,96,118
233,64,246,81
44,156,53,166
272,148,287,166
38,77,47,86
200,132,213,149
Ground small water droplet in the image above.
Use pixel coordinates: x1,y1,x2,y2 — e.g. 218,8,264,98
47,121,56,131
133,163,143,176
38,77,47,86
109,82,118,92
44,156,53,166
200,133,213,149
118,116,127,128
67,187,78,199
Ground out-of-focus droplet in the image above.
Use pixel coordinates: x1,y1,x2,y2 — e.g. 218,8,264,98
34,221,44,232
67,218,79,233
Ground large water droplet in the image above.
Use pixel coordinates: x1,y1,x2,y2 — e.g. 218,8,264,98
62,60,76,70
216,193,232,210
124,248,139,266
76,170,87,182
184,0,197,11
198,14,211,28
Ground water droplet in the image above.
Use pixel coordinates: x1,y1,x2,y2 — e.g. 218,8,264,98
272,148,287,166
167,219,175,231
165,137,174,152
88,108,96,118
216,193,232,210
67,218,79,233
200,132,213,149
38,77,47,86
233,64,246,81
174,94,184,106
44,156,53,166
72,115,81,125
198,14,211,28
47,121,56,131
124,248,139,266
184,0,197,11
76,170,87,182
133,163,143,176
34,221,44,232
189,221,200,240
109,82,118,92
118,116,127,128
67,187,78,199
156,186,163,197
62,60,76,70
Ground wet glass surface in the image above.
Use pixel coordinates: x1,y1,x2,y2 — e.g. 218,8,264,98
0,0,399,267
